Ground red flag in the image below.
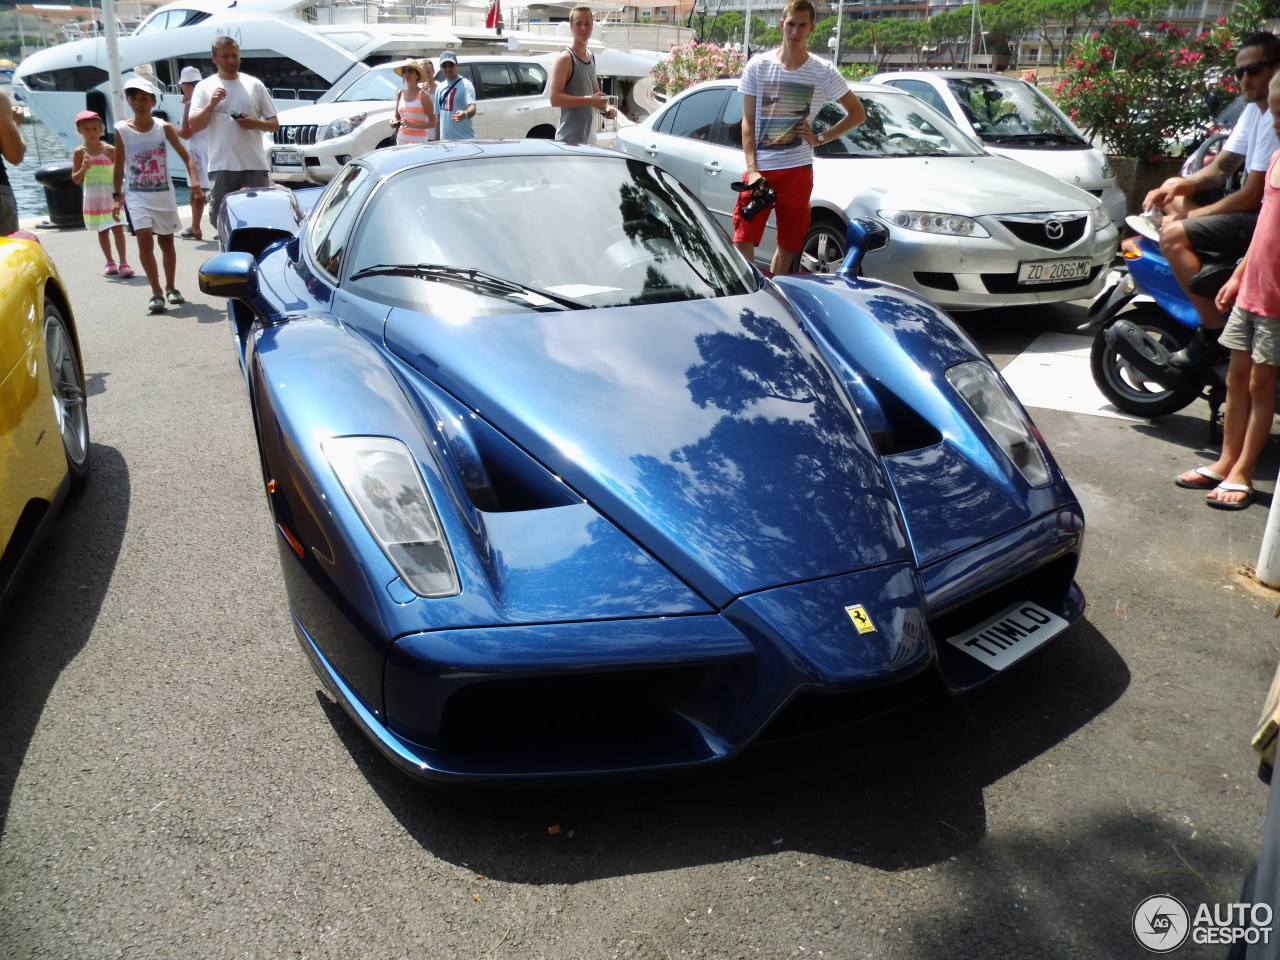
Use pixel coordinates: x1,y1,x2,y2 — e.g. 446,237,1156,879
486,0,500,28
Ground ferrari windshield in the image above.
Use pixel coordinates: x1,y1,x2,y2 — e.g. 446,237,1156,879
347,154,756,311
942,76,1088,144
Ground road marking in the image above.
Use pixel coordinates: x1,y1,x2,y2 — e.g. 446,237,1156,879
998,332,1149,422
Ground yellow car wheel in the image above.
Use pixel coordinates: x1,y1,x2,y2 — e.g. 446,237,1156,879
43,301,89,490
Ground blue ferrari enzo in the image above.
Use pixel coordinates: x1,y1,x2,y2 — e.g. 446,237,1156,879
199,140,1085,783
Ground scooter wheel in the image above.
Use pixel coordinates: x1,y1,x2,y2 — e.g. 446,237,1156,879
1090,306,1202,417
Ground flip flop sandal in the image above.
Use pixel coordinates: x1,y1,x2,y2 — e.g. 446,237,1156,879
1175,466,1225,489
180,227,195,238
1206,482,1253,510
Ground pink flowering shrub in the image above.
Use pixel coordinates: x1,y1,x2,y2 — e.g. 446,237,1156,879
651,42,746,96
1053,17,1237,159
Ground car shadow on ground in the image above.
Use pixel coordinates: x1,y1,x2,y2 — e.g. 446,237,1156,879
174,301,228,326
0,444,129,839
314,615,1130,883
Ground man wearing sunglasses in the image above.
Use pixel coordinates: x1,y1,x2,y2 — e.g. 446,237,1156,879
436,50,477,140
1144,31,1280,368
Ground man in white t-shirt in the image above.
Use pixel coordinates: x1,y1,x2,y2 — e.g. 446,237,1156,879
736,0,866,275
1144,32,1280,358
186,36,280,233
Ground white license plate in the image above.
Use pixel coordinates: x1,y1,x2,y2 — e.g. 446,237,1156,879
1017,258,1090,285
271,149,302,167
946,600,1068,671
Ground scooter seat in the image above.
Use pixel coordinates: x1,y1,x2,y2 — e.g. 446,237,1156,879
1188,261,1237,298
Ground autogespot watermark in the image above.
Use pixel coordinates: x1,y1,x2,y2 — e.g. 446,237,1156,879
1132,894,1274,952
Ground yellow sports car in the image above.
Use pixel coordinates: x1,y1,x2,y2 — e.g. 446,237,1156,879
0,232,87,615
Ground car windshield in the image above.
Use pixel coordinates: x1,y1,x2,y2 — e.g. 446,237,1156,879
815,91,984,158
942,76,1088,143
346,154,756,312
335,66,402,102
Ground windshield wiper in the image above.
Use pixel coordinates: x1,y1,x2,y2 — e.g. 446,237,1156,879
984,133,1088,145
348,262,588,311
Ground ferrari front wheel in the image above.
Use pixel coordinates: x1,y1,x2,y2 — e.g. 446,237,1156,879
44,301,90,491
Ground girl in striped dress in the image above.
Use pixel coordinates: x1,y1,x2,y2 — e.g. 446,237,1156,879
392,59,437,145
71,110,132,277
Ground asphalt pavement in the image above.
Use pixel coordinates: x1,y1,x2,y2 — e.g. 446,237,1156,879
1,210,1278,960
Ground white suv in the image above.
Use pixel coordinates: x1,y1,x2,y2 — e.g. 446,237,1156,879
269,55,559,185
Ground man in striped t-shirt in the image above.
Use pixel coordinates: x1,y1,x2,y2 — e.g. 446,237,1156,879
736,0,866,274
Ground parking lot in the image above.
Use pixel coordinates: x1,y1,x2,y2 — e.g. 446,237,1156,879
1,219,1277,959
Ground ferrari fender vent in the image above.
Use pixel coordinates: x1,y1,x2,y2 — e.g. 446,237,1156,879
856,377,943,457
414,378,581,512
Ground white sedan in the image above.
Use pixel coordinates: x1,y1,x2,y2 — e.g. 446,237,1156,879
614,79,1120,311
867,71,1126,224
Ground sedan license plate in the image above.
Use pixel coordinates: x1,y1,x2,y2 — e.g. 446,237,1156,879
946,600,1069,671
271,149,302,167
1017,258,1090,285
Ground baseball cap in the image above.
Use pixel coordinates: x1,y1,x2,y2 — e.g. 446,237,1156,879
439,50,458,65
74,109,101,125
122,76,156,96
179,66,202,84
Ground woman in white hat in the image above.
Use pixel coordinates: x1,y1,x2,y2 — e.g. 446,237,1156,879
392,59,437,145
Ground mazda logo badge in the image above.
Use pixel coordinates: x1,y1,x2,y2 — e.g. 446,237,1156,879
1045,219,1064,240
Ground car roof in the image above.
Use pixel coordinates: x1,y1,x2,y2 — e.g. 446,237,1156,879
357,138,621,178
674,77,907,96
873,71,1031,84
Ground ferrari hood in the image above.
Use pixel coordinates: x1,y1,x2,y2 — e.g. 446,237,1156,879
384,290,913,608
818,154,1100,217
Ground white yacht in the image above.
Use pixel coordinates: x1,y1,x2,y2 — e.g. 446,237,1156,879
14,0,669,159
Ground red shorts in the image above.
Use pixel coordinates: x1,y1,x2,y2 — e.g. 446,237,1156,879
732,164,813,253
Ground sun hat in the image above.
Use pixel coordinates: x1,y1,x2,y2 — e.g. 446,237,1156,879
122,76,157,96
179,65,202,83
74,109,102,125
439,50,458,65
393,58,425,78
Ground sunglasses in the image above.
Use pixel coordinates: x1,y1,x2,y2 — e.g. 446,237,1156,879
442,61,457,67
1235,59,1278,79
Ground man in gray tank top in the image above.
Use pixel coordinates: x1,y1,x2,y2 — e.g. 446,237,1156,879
549,5,615,144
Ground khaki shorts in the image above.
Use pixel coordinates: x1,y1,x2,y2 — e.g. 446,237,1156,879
1220,304,1280,367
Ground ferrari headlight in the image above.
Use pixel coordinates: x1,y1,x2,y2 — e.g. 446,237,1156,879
945,361,1051,487
323,436,460,598
878,209,990,238
322,113,367,140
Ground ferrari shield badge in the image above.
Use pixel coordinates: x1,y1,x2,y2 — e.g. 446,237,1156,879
844,604,876,635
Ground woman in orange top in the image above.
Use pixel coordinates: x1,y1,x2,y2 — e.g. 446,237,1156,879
392,59,437,145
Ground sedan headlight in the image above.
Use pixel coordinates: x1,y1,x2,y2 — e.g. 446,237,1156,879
322,113,367,141
945,362,1051,487
323,436,460,598
878,209,990,238
1093,203,1113,232
1100,156,1115,180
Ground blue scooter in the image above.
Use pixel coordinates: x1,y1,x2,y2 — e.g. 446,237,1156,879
1078,219,1234,421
